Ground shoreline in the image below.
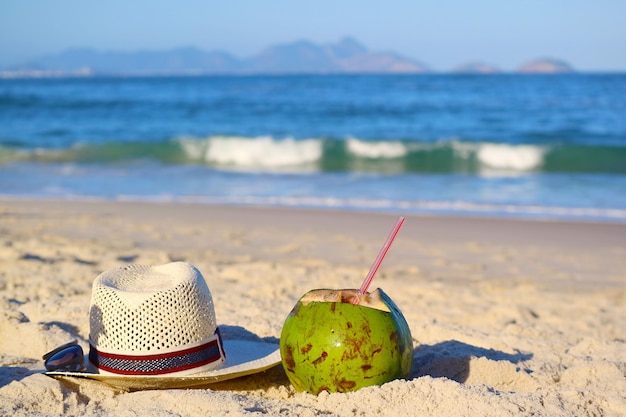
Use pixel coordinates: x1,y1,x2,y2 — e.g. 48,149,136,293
2,186,626,225
1,198,624,416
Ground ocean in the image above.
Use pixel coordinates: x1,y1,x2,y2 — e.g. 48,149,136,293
1,74,625,222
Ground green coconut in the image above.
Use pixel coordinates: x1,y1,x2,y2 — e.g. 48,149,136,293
280,288,413,394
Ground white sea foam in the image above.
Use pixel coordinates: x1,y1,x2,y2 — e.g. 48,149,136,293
475,143,547,171
179,136,323,170
346,137,408,158
178,137,209,161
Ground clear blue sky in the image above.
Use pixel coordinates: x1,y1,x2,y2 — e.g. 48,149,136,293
1,0,625,71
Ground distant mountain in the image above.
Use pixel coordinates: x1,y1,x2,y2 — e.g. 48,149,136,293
247,37,428,73
516,58,575,73
4,37,429,76
18,46,240,75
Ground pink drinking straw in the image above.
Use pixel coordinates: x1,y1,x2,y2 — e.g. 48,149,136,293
352,216,406,305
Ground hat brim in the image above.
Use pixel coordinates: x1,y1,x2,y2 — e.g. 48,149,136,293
45,339,281,390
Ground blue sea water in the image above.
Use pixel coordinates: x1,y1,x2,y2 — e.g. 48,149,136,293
1,74,625,221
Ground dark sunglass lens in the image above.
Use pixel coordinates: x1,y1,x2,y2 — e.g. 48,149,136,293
44,345,85,371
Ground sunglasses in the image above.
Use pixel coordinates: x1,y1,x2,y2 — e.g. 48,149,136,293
43,341,86,372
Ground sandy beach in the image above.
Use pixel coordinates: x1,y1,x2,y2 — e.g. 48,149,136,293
0,198,624,416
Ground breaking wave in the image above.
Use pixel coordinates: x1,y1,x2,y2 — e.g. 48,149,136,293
2,136,625,174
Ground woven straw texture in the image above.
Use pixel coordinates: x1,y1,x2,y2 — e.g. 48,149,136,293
89,262,217,353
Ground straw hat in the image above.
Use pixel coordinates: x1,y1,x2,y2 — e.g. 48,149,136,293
46,262,280,389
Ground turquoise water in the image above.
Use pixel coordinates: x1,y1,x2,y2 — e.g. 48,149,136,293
1,74,625,221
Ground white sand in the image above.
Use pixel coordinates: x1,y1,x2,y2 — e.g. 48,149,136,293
1,199,624,416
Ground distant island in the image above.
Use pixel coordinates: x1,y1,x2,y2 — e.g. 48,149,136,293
0,37,576,78
516,58,575,74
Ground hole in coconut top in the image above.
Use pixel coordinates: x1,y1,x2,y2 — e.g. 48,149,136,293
298,288,390,312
